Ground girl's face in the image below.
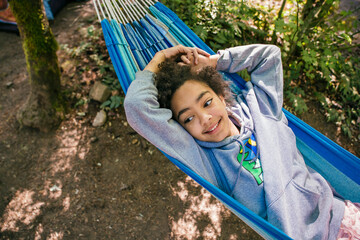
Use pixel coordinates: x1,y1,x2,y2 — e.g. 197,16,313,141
171,80,238,142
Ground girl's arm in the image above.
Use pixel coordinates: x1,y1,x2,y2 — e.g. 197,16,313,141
124,46,217,184
215,44,284,120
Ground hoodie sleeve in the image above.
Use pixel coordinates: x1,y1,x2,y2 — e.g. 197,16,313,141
124,70,217,184
216,44,284,120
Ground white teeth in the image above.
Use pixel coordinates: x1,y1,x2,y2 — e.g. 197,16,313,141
208,122,219,132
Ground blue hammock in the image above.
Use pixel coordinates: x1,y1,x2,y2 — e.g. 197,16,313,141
94,1,360,239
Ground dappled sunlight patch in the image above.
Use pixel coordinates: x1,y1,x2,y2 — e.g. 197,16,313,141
0,190,44,232
202,224,219,239
229,233,239,240
171,215,200,239
78,146,88,160
34,223,44,240
62,195,71,212
0,123,90,236
170,176,225,239
50,128,84,176
50,148,76,175
43,180,63,199
46,126,90,179
47,230,64,240
58,128,81,148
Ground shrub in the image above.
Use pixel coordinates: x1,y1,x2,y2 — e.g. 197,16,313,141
162,0,360,138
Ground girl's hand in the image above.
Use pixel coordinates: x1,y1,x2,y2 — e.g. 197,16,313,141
162,45,210,65
144,45,210,73
179,53,220,73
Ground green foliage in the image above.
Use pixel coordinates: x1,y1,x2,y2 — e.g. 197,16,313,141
60,21,123,110
100,95,124,110
74,98,89,108
279,0,360,138
162,0,270,51
285,87,308,114
102,75,120,90
163,0,359,138
60,25,104,58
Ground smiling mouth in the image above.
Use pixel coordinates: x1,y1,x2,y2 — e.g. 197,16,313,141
204,119,221,134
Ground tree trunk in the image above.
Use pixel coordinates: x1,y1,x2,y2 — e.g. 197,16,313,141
9,0,63,132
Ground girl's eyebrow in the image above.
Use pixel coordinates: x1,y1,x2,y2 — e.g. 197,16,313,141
177,90,210,120
196,91,210,102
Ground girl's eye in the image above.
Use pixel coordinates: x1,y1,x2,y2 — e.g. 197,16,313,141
204,99,212,107
184,116,193,124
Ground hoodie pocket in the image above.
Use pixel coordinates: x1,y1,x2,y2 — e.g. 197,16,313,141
291,178,321,200
267,179,328,239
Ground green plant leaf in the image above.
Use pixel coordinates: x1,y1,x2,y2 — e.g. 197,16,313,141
100,100,111,109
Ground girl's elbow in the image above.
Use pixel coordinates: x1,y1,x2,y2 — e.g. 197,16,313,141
269,45,281,58
124,95,139,119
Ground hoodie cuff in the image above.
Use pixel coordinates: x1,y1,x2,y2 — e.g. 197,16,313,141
216,49,232,72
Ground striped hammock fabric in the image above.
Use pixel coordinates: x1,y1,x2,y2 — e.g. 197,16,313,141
93,1,360,239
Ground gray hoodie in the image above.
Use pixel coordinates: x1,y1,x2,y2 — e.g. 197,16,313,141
124,44,345,240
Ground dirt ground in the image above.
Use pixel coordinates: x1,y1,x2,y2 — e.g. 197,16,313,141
0,1,358,240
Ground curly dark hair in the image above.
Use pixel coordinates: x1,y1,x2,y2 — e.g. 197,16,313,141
154,54,233,110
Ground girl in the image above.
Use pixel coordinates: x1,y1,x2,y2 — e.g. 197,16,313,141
124,45,359,239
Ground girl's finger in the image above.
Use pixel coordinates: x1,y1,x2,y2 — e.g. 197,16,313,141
192,48,199,65
181,55,191,64
196,48,210,57
187,50,193,64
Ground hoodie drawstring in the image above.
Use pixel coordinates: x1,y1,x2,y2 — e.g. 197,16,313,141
230,127,259,197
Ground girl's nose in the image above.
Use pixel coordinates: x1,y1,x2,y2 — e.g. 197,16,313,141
199,111,212,126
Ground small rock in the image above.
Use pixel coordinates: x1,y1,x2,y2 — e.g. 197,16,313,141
90,136,98,143
135,214,143,221
6,82,13,88
89,81,111,103
131,139,138,145
119,183,130,191
50,185,61,192
92,110,107,127
140,138,148,150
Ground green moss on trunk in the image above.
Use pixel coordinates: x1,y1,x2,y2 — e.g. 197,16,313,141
10,0,63,131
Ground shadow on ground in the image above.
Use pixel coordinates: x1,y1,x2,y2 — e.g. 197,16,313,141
0,2,264,239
